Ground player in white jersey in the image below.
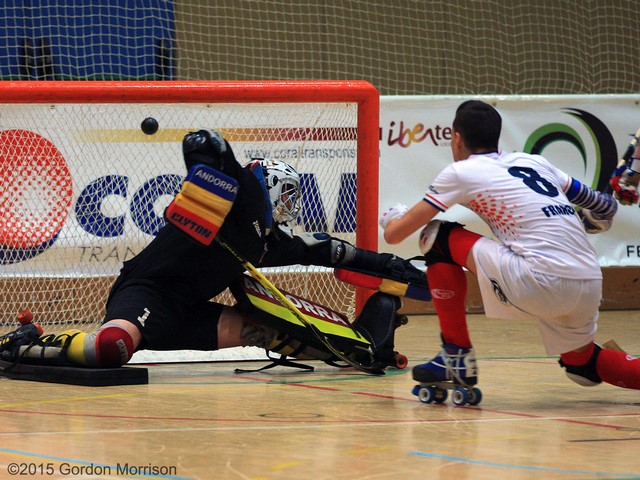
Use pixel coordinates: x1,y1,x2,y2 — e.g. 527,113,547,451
380,100,640,396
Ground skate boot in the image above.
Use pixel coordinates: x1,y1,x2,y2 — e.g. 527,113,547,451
2,330,81,365
0,309,44,362
411,341,482,406
351,292,408,370
0,323,44,361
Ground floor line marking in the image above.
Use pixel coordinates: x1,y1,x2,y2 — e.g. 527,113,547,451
409,451,640,478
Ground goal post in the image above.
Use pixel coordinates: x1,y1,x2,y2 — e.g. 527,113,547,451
0,80,380,340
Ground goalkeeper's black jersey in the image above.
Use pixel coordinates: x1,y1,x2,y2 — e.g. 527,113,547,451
106,158,331,306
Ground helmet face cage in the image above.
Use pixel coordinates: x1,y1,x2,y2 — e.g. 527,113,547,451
257,158,302,225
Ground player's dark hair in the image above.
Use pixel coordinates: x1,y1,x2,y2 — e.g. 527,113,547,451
452,100,501,151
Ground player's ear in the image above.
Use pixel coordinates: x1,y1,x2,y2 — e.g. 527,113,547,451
451,130,464,160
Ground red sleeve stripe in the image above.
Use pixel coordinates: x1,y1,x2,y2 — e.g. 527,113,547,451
423,194,447,212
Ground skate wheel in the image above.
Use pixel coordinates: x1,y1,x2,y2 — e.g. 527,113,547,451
393,352,408,369
468,387,482,406
396,314,409,326
452,387,469,406
433,386,447,403
416,386,435,404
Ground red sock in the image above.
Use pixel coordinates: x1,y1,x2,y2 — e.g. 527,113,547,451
448,227,482,268
560,343,595,365
596,349,640,390
427,262,471,348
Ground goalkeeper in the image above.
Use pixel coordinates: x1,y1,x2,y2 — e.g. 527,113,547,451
25,129,427,371
380,100,640,392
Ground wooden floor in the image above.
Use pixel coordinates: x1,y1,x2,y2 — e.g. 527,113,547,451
1,311,640,480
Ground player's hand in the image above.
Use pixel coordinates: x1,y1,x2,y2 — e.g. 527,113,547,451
578,208,613,234
610,161,640,205
379,203,408,230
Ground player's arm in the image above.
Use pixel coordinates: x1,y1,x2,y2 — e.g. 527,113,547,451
564,177,618,234
262,233,428,292
263,232,388,271
381,200,440,244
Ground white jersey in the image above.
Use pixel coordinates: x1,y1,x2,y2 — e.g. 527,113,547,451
424,151,601,280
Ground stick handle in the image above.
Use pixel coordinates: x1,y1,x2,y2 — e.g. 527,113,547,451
621,127,640,164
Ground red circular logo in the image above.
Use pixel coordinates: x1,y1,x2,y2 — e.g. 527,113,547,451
0,130,72,261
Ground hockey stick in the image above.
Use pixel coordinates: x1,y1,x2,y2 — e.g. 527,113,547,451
215,237,385,375
620,127,640,167
608,127,640,201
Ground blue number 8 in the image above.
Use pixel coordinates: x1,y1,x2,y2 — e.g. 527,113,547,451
508,166,558,197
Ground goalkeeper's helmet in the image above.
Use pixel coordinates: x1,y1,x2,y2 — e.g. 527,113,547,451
255,158,302,225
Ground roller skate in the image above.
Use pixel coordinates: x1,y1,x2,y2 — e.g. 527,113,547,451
411,340,482,406
352,292,408,370
0,310,44,361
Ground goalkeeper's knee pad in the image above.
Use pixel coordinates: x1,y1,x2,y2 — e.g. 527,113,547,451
65,325,134,368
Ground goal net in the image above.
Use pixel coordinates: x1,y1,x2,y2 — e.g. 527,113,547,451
0,81,379,355
0,2,636,95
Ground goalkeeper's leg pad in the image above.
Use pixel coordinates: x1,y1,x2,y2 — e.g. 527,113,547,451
239,315,337,363
231,275,370,366
240,318,333,360
267,333,334,362
352,292,403,366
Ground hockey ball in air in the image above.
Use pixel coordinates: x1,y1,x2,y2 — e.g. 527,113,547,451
141,117,159,135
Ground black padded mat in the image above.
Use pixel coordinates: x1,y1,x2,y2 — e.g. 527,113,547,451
0,359,148,386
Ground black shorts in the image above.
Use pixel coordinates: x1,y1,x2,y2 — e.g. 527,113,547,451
104,284,224,351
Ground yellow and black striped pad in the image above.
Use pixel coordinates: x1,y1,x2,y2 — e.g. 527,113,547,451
334,268,431,302
166,164,238,245
238,274,370,348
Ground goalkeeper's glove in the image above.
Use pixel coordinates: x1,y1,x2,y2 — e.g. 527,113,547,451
379,203,408,230
610,159,640,206
578,208,613,234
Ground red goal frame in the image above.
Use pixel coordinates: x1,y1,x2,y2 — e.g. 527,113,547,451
0,79,380,310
